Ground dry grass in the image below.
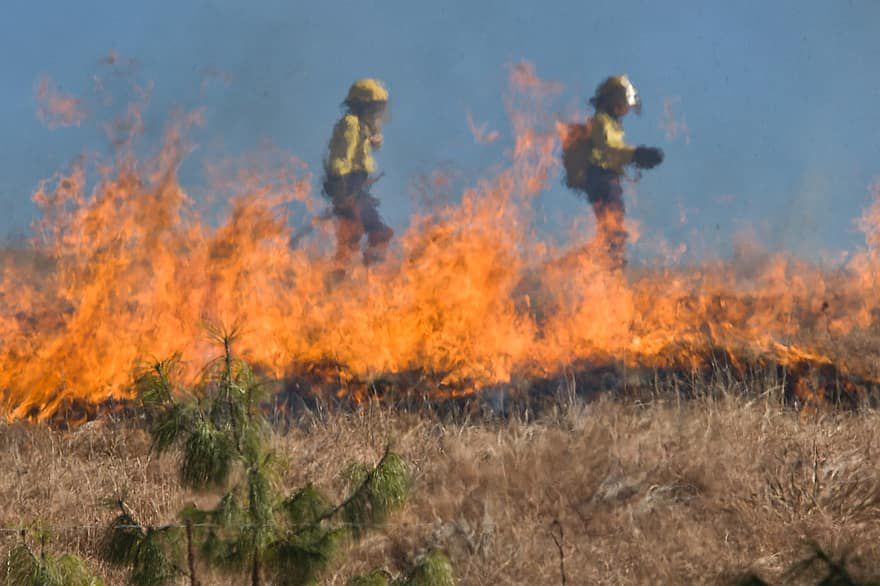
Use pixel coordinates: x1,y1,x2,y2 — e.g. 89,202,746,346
3,393,880,585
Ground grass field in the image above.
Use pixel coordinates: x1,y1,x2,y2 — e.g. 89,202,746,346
3,387,880,585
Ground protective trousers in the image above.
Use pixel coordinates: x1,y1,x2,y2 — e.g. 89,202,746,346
323,172,394,265
584,166,627,270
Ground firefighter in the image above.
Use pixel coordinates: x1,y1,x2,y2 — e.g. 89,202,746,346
564,75,664,269
323,78,394,266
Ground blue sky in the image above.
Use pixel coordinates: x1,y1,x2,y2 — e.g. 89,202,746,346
1,0,879,260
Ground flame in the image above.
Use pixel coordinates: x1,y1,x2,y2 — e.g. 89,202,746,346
3,63,880,420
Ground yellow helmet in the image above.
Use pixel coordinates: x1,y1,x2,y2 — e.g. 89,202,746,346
345,78,389,105
591,74,641,113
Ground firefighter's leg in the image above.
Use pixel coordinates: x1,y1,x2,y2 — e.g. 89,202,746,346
359,193,394,265
335,219,364,264
332,197,364,265
325,173,366,265
587,169,628,269
602,190,628,270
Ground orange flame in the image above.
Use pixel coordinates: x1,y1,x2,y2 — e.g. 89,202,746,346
3,63,880,420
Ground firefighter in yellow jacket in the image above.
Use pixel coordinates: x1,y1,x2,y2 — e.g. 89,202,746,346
565,75,664,269
323,79,394,265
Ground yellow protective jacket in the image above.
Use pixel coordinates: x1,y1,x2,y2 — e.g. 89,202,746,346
587,111,636,174
325,114,378,177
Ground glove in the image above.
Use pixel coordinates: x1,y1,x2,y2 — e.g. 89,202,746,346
633,146,664,169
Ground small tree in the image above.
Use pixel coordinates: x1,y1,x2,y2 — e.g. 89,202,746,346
100,501,183,586
4,529,103,586
101,329,418,585
349,550,455,586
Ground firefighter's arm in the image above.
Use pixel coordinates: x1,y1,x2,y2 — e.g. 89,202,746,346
633,146,664,169
598,119,636,170
328,115,360,176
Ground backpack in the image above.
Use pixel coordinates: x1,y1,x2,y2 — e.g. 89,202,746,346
560,120,593,191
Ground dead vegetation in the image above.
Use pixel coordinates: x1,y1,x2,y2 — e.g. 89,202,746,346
3,391,880,584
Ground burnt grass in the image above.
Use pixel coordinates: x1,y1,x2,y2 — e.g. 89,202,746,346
5,359,880,584
276,350,880,421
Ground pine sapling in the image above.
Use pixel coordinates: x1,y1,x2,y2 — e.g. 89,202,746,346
4,529,104,586
103,328,432,586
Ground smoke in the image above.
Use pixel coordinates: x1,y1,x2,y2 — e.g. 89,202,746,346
199,67,234,97
35,77,87,129
466,112,499,145
856,180,880,253
660,96,690,145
